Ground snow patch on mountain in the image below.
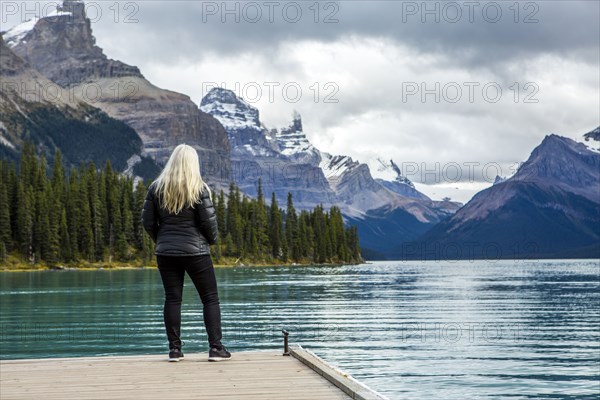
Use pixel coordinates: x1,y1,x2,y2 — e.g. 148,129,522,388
374,158,430,200
199,87,279,158
0,129,16,150
582,126,600,153
3,9,72,48
319,152,356,188
198,87,458,223
275,111,321,165
377,158,416,187
199,88,260,131
0,120,15,149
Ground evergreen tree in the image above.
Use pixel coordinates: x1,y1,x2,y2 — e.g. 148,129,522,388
285,193,300,262
241,196,253,258
114,181,129,261
215,189,226,259
86,163,104,261
15,182,34,261
133,181,147,250
269,192,282,259
45,185,61,263
51,150,65,202
19,142,37,188
119,179,134,259
216,189,226,239
77,169,94,261
297,210,312,260
226,183,242,256
4,161,18,251
66,169,80,260
58,208,72,262
0,185,11,250
255,178,269,257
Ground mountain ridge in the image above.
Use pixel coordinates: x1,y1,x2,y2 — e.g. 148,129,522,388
5,0,231,187
0,34,157,176
416,131,600,259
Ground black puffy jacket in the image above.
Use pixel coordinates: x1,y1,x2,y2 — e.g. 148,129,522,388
141,182,218,256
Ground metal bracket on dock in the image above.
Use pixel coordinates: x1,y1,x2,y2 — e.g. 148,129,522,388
282,330,290,356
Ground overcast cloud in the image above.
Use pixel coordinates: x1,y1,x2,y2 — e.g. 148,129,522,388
2,0,599,202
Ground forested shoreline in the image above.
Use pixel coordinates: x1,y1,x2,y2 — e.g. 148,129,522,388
0,144,362,269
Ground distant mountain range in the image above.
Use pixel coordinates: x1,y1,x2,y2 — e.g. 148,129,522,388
417,131,600,259
1,0,598,259
198,86,462,258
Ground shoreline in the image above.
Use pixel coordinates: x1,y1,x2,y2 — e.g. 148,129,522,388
0,260,364,272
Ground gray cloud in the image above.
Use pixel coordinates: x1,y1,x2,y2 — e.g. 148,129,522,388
84,1,600,67
2,1,598,202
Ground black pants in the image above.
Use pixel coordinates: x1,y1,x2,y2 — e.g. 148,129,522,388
156,254,222,350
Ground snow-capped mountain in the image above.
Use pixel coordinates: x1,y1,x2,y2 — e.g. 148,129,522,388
199,87,335,208
374,158,430,200
200,88,278,157
3,8,73,48
276,111,322,166
200,88,323,166
199,88,462,254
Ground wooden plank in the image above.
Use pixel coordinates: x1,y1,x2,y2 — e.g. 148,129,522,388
0,350,353,400
290,345,389,400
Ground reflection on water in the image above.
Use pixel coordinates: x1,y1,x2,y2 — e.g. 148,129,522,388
1,260,599,399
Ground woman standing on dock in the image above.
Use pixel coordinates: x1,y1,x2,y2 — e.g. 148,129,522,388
141,144,231,362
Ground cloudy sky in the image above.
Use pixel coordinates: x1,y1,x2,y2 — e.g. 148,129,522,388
3,0,599,202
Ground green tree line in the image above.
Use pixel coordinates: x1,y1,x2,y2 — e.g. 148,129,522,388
0,144,362,266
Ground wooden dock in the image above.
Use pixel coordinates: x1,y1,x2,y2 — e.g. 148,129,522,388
0,345,388,400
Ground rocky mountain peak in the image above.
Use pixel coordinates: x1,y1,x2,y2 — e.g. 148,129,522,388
275,112,320,165
584,126,600,141
290,110,303,132
493,175,507,185
583,126,599,152
513,133,599,202
201,87,243,106
6,0,142,87
373,158,429,201
60,0,86,19
389,159,415,188
199,87,261,130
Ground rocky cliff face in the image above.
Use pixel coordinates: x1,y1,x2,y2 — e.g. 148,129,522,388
200,87,335,209
200,87,279,158
0,35,155,176
5,0,230,187
275,112,322,166
199,87,462,257
4,1,143,87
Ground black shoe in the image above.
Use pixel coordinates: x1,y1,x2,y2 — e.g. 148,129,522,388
208,345,231,362
168,347,184,362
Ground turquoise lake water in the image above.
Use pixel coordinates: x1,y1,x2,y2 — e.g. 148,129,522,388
1,260,599,399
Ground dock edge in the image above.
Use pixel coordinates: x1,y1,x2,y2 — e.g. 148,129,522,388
289,345,390,400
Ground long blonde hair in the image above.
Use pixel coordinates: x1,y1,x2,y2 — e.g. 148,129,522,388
153,144,211,214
